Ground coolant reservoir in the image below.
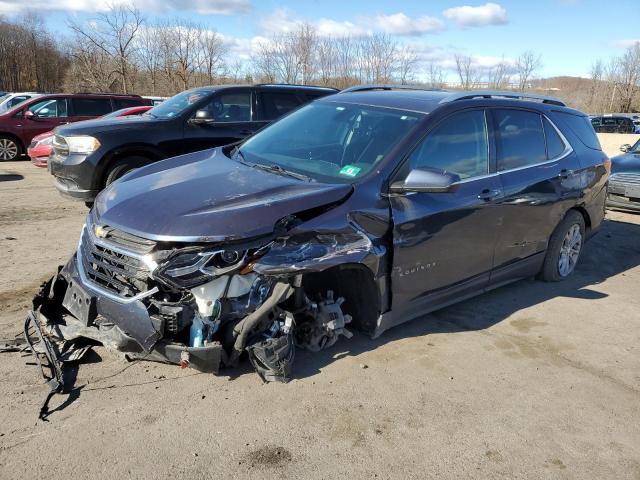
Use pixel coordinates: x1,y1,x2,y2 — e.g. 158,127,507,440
190,273,258,316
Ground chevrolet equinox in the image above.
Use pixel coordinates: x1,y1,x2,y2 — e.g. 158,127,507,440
29,87,610,384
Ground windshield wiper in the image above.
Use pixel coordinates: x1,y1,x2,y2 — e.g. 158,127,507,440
252,163,314,182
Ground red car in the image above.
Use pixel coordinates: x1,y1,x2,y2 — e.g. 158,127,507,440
29,105,152,167
0,93,151,162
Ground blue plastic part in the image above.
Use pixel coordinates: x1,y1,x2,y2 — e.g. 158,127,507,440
189,316,204,348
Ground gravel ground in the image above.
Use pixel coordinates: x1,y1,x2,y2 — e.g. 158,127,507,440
0,160,639,480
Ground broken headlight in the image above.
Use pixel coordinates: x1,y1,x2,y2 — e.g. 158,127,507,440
156,249,247,288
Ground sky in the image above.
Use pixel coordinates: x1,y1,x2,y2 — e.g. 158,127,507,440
0,0,638,80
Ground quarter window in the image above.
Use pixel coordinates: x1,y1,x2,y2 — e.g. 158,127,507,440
409,109,488,179
494,109,546,171
543,117,566,159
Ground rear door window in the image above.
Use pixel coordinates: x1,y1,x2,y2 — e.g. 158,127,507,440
71,98,113,116
409,109,489,179
494,109,547,171
258,92,303,121
200,92,251,122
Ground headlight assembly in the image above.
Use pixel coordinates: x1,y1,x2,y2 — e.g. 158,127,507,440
157,249,248,288
63,135,101,154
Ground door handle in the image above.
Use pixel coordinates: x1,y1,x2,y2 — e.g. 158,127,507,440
559,168,573,179
478,188,502,201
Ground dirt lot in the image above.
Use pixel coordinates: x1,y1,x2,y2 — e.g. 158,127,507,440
0,160,639,480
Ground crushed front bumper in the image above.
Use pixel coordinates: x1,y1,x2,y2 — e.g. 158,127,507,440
31,256,224,373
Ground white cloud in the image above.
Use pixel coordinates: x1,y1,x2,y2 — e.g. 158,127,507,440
258,9,367,38
443,3,508,28
613,39,640,48
258,8,442,38
0,0,251,15
371,13,444,36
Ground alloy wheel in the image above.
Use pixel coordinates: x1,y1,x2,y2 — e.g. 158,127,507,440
0,138,18,160
558,224,582,277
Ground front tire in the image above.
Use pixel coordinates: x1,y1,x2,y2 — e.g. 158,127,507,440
103,156,148,187
0,136,21,161
539,210,585,282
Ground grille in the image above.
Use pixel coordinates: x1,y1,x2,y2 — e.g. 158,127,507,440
80,224,156,298
609,173,640,186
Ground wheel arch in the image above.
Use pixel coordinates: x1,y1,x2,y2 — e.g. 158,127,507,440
300,263,381,335
96,144,164,189
567,205,591,233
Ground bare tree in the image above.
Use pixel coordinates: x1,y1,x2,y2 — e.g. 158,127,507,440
137,25,163,95
616,43,640,112
397,47,418,85
198,28,226,85
68,2,143,94
454,53,479,89
487,57,510,89
424,61,445,88
515,50,543,91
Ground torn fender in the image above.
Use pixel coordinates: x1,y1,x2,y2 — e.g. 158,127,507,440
252,229,386,275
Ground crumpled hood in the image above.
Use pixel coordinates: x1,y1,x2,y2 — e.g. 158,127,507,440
94,148,353,242
611,152,640,174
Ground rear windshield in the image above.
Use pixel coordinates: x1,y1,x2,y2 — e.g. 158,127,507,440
554,112,601,150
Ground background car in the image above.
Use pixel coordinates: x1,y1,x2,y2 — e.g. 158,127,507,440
591,115,636,133
29,105,153,167
607,139,640,212
0,92,42,113
0,93,152,161
49,84,338,203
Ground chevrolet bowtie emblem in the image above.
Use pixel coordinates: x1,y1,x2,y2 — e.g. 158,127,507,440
94,225,107,238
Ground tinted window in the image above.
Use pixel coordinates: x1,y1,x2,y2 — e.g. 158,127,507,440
409,109,488,179
28,98,68,118
71,98,113,116
494,109,546,171
555,112,601,150
200,92,251,122
113,98,143,109
543,117,566,159
259,92,302,121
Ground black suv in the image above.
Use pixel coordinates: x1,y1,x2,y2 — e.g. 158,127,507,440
48,84,337,202
33,87,610,382
591,115,635,133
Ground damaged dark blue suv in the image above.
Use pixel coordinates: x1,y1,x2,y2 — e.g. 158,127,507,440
29,87,610,385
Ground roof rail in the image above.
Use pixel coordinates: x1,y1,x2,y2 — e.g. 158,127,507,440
73,92,143,98
340,84,445,93
255,83,339,91
440,90,566,107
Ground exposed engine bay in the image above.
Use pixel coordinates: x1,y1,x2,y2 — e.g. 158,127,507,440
26,211,367,416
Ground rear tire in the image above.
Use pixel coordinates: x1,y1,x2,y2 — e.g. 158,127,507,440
0,136,21,161
103,156,149,187
539,210,585,282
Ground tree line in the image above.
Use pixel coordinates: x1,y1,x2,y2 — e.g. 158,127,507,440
0,6,638,113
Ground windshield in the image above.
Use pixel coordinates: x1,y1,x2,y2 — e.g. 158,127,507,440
234,102,424,183
146,90,209,119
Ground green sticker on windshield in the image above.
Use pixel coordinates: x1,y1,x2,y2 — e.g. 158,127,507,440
339,165,361,177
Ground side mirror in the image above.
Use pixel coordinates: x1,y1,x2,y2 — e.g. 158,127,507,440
390,167,461,193
24,110,35,120
190,109,213,125
620,144,632,153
